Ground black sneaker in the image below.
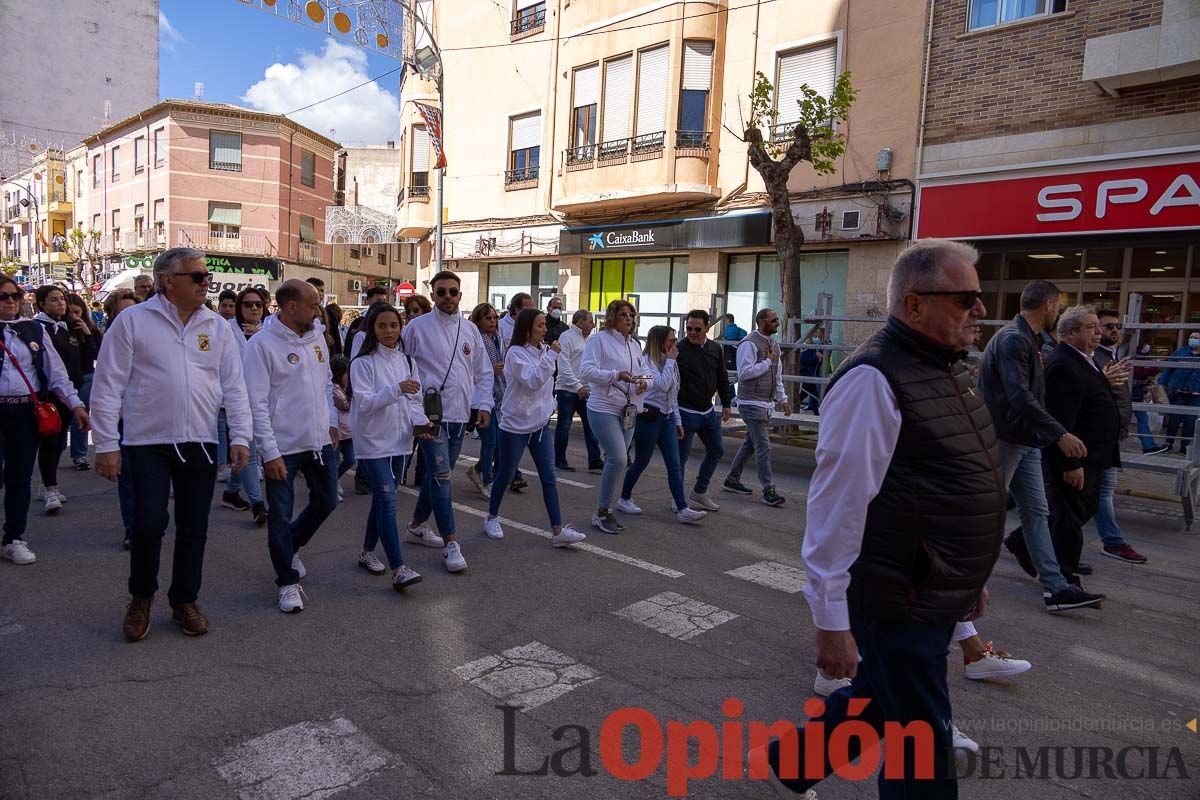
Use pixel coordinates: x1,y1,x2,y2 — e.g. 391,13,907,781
1044,585,1105,612
1074,562,1093,576
762,486,785,507
122,531,131,551
588,461,604,474
1003,530,1037,578
723,477,753,495
556,462,576,473
591,510,622,534
1142,445,1170,456
251,502,268,526
222,491,251,511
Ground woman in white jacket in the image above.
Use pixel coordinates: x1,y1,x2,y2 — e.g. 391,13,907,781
579,299,648,534
349,303,431,590
481,308,586,548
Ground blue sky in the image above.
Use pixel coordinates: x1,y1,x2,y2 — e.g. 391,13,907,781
159,0,403,143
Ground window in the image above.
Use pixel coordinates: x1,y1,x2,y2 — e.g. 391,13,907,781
134,136,146,173
350,247,361,260
76,170,83,198
153,127,165,167
512,0,545,35
727,251,848,342
92,214,100,233
209,131,243,172
111,209,121,239
133,204,145,236
600,55,633,157
487,261,557,311
153,199,165,238
378,251,387,265
774,40,837,138
570,64,599,161
678,41,713,147
208,202,242,244
968,0,1068,31
508,113,540,184
411,126,430,195
299,215,316,243
301,149,315,187
634,45,669,150
110,146,120,182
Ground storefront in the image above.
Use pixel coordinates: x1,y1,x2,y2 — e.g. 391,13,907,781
917,151,1200,352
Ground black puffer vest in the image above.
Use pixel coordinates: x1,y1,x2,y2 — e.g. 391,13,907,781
826,318,1005,625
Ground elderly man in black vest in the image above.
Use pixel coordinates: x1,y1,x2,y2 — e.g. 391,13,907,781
760,240,1004,798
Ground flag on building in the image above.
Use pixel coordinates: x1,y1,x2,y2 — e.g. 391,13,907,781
414,102,447,169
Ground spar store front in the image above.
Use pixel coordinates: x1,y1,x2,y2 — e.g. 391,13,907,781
918,153,1200,353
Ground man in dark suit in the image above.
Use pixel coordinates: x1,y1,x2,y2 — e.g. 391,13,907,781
1042,305,1121,596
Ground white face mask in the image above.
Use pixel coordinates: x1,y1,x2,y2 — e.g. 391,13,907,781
1190,338,1200,349
549,309,562,320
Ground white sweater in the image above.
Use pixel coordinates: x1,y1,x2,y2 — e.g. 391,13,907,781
500,343,558,434
400,307,494,423
349,344,429,459
642,357,682,427
91,294,251,454
242,314,337,462
554,325,588,393
579,328,647,417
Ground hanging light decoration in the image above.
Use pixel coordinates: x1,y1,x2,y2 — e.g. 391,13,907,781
234,0,411,63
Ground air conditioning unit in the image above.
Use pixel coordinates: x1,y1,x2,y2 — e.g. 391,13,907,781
348,279,362,292
840,210,861,230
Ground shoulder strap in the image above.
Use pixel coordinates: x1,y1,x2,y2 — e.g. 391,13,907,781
0,339,40,401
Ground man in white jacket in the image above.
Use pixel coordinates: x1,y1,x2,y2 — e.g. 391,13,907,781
93,247,252,642
553,310,602,472
243,279,339,613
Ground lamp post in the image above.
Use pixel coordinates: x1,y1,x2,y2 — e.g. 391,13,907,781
3,180,44,279
412,17,445,272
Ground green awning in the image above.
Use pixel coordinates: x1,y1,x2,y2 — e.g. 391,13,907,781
208,204,242,226
299,217,316,243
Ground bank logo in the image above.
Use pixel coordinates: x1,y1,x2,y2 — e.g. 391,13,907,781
587,233,605,251
587,229,657,252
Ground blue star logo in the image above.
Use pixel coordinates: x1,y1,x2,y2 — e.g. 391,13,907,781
587,233,605,251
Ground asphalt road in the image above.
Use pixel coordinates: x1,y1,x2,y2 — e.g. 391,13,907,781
1,431,1199,800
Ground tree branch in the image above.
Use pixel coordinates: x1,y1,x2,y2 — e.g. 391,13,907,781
778,125,813,173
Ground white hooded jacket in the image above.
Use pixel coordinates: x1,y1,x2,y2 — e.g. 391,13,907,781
400,307,494,424
579,328,647,417
242,314,337,462
500,343,558,434
349,343,430,459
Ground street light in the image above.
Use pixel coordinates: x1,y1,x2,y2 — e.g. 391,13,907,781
409,12,445,272
3,180,44,278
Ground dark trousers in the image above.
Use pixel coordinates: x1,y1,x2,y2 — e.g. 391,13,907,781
265,445,339,586
125,443,218,606
0,403,40,544
554,390,601,467
1043,461,1103,578
769,617,957,799
1165,392,1200,453
678,408,724,495
37,404,70,487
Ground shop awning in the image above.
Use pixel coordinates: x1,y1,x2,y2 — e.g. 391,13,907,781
209,204,242,227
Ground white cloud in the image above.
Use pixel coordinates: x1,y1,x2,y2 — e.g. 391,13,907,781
241,39,401,146
159,11,184,52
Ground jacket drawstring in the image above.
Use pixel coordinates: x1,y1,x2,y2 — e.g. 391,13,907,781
172,442,187,464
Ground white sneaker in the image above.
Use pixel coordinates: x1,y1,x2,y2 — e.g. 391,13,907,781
278,583,305,613
52,489,68,504
291,553,306,579
951,723,979,769
964,643,1032,680
44,492,63,514
2,540,36,565
443,541,467,572
358,552,386,575
483,517,504,539
337,486,344,502
406,521,445,548
217,466,231,483
393,565,422,589
551,524,586,548
689,491,719,511
676,507,707,524
615,498,642,515
813,671,852,697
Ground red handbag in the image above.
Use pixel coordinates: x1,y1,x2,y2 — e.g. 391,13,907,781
0,340,63,437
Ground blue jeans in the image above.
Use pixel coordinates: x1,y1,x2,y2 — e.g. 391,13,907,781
337,438,356,479
1165,393,1200,452
477,408,501,485
554,390,601,467
488,424,561,528
590,410,635,511
69,372,93,461
359,454,410,569
997,441,1068,594
622,412,688,511
226,440,263,504
1092,466,1125,547
414,422,466,537
1134,411,1160,451
678,408,724,495
216,409,229,467
265,445,339,586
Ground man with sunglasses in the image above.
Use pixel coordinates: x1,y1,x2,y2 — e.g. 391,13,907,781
92,247,252,642
676,309,732,510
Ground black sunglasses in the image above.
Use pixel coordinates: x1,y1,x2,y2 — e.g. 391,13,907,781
434,287,459,297
1101,322,1121,330
685,326,705,333
171,270,212,284
241,300,264,308
915,290,985,310
0,291,21,302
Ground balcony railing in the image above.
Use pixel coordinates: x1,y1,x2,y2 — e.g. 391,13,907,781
298,240,322,265
176,227,274,255
632,131,666,160
210,160,243,173
504,166,539,186
675,130,712,151
510,5,546,36
769,121,799,143
566,143,596,170
4,205,20,221
122,230,165,251
597,138,631,164
409,185,431,202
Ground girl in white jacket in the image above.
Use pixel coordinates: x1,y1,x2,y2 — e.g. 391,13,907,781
481,308,586,548
349,304,431,590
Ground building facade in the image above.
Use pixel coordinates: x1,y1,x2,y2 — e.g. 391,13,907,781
916,0,1200,352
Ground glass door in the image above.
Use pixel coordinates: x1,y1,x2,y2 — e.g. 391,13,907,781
1127,286,1185,355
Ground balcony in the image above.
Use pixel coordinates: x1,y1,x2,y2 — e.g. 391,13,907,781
176,227,274,256
632,132,666,162
122,230,166,252
504,166,538,189
565,143,596,172
675,130,711,155
297,240,322,265
510,4,545,39
397,185,435,237
210,160,243,173
408,185,431,202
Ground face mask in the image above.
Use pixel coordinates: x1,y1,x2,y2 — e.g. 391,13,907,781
1141,344,1151,354
810,338,822,345
549,309,561,320
1190,338,1200,349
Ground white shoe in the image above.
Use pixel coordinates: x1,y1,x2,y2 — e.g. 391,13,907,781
2,540,36,565
483,517,504,539
813,671,852,697
291,553,306,579
689,491,719,511
551,524,586,548
337,486,344,502
406,521,445,548
278,583,305,613
951,723,979,770
443,541,467,572
44,492,63,514
358,552,386,575
615,498,642,515
676,507,707,524
393,565,422,589
217,466,231,483
53,489,67,504
963,643,1032,680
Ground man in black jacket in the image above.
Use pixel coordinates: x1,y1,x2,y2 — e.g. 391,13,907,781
676,309,733,511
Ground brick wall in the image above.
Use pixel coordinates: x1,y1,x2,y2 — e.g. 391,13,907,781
924,0,1200,145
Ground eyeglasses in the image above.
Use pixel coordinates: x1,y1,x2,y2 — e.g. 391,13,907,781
481,314,497,321
0,292,21,302
434,287,459,297
914,290,985,310
241,301,264,308
685,326,705,333
170,271,212,284
1102,322,1121,330
616,312,635,320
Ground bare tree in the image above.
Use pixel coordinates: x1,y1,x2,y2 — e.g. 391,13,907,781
63,227,101,296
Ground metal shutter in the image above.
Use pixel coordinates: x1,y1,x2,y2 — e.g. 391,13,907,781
635,45,669,137
776,41,837,123
511,113,541,151
209,132,242,167
682,40,713,91
412,126,431,172
601,56,633,142
573,63,599,108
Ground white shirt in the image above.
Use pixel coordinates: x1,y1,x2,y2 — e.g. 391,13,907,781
499,312,518,350
736,336,787,410
1067,343,1100,372
0,321,82,408
554,325,588,393
349,343,429,459
642,357,682,427
579,328,647,417
348,329,365,358
801,365,901,631
400,307,494,423
500,343,558,434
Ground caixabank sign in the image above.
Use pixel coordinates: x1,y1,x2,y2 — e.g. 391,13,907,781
560,213,771,255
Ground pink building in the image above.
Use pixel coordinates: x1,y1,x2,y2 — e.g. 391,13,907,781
82,99,338,294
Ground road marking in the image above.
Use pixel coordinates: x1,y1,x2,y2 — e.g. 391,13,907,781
0,615,23,637
1067,644,1200,701
212,717,392,800
457,454,595,489
615,591,739,641
396,486,685,578
725,561,808,593
453,640,600,711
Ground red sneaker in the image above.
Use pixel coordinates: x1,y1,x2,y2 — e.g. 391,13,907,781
1102,543,1148,564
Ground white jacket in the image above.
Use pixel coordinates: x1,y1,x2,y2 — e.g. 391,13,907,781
349,344,429,459
242,314,337,462
499,312,517,350
400,307,494,423
500,343,558,434
642,357,682,427
554,325,588,393
579,328,647,417
90,293,252,454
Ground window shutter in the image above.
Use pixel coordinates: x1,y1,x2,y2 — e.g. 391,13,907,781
208,203,242,226
210,132,242,166
133,204,145,219
412,127,431,172
511,113,541,151
153,200,164,221
601,56,633,143
573,63,599,108
635,45,668,137
299,216,316,242
682,41,714,91
516,0,540,8
776,41,837,123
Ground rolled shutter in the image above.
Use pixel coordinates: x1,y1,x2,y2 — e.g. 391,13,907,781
573,63,599,108
776,41,837,123
153,200,164,221
299,216,316,243
511,113,541,151
209,132,242,167
601,56,633,142
412,127,431,172
682,40,713,91
635,45,668,137
208,203,242,226
516,0,540,8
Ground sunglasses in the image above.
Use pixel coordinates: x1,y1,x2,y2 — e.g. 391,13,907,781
617,312,635,320
241,300,264,308
915,290,985,310
685,326,705,333
0,291,21,302
434,287,460,297
1102,322,1121,330
171,270,212,284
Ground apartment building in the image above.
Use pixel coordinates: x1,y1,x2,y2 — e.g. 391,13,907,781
915,0,1200,351
400,0,927,333
1,148,79,286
